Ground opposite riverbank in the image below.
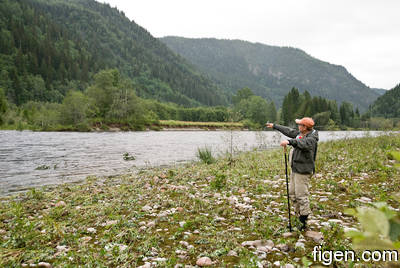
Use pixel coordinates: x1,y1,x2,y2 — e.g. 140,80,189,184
3,119,397,132
1,134,399,267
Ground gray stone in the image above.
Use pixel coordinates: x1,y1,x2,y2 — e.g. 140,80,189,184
196,257,213,266
227,250,238,257
295,242,305,249
282,232,293,238
142,205,152,212
38,263,52,268
305,230,324,243
276,244,289,252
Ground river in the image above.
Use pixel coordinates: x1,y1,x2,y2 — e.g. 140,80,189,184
0,130,388,195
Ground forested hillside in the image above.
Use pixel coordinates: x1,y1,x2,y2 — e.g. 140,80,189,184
370,83,400,118
161,36,382,111
0,0,226,107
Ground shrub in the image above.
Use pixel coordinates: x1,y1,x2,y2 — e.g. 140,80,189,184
196,146,215,164
210,173,227,190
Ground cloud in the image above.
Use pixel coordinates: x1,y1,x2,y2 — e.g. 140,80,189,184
99,0,400,89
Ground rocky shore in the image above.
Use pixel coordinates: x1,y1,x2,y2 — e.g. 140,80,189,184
0,134,399,267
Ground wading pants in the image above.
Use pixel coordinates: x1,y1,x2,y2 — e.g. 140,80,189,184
289,172,312,216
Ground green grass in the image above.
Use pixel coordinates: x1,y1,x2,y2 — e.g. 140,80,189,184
0,134,399,267
158,120,244,129
196,147,216,165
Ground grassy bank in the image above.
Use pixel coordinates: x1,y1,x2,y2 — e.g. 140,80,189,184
0,120,245,132
157,120,244,130
1,134,399,267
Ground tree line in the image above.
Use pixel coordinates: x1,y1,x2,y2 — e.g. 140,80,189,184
2,68,396,131
0,69,233,131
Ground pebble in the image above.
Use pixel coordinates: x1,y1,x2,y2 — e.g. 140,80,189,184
343,227,358,232
257,246,272,253
138,262,151,268
265,240,274,248
282,232,293,238
153,257,167,262
177,207,184,212
86,228,96,233
273,261,280,267
175,249,187,255
38,263,52,268
355,197,372,203
276,244,289,252
81,236,92,243
147,221,156,228
102,220,118,226
55,201,66,207
243,197,252,203
328,219,343,224
227,250,238,257
215,216,226,222
307,219,319,225
179,241,190,248
295,242,305,249
142,205,152,212
321,222,331,227
241,240,263,247
283,264,295,268
56,245,68,252
196,257,213,266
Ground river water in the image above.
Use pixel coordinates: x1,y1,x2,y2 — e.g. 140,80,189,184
0,130,388,195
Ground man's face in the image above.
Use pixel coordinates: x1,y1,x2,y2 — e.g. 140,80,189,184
298,124,307,133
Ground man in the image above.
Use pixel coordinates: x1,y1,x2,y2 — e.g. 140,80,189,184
266,117,319,230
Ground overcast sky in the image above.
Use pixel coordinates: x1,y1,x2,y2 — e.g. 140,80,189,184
99,0,399,90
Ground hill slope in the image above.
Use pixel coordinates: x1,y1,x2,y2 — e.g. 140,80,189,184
161,36,381,110
370,83,400,118
0,0,226,106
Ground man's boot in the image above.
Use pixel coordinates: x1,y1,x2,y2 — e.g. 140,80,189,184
299,215,308,231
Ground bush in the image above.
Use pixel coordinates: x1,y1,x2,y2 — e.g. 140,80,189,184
210,173,227,190
196,147,215,164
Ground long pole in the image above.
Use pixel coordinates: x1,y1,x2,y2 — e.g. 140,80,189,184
284,147,292,232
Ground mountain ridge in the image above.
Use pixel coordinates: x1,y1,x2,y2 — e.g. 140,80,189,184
0,0,226,107
161,36,381,111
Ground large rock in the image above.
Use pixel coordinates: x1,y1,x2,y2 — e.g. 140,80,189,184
196,257,213,266
305,230,323,243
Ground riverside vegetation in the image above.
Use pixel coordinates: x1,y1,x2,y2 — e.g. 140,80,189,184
1,134,399,267
1,0,399,132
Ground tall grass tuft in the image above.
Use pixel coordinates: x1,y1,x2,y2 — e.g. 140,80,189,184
196,146,215,164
